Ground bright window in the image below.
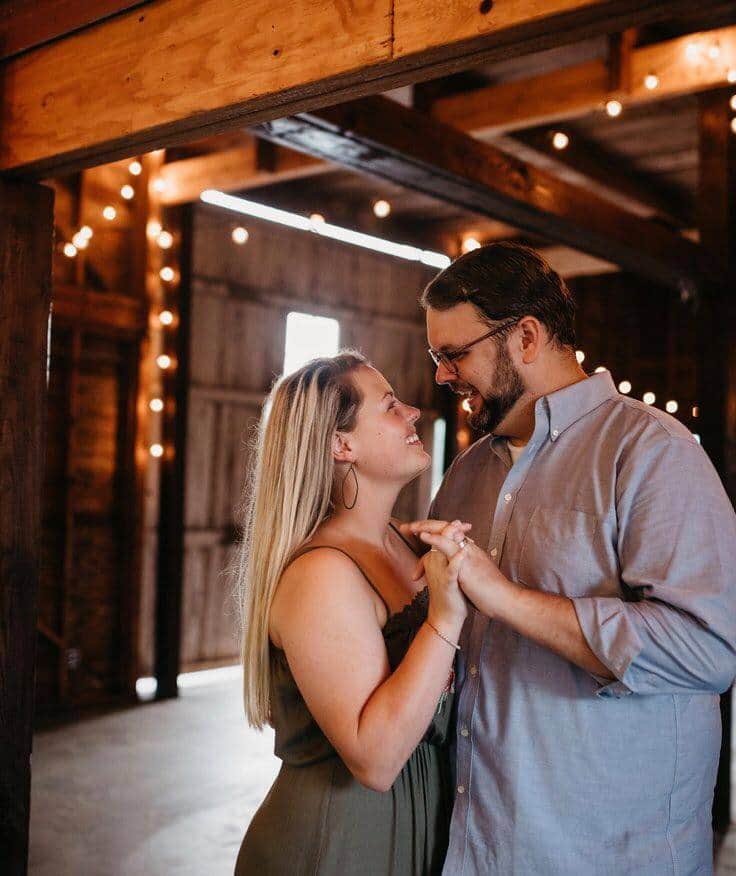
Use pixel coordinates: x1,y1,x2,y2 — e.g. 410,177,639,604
283,312,340,376
431,417,447,500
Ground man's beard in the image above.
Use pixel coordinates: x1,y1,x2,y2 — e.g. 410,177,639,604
466,344,525,434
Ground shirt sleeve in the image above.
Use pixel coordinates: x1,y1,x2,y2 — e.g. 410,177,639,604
573,428,736,698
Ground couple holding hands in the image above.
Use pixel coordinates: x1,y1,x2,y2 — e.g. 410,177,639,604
235,244,736,875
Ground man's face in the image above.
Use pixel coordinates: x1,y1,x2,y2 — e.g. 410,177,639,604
426,302,525,435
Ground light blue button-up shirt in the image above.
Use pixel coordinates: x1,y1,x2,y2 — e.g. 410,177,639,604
431,371,736,875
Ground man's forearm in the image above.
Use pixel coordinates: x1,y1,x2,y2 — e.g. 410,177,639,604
463,575,615,679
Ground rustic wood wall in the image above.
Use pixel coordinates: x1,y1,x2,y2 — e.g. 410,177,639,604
178,203,443,671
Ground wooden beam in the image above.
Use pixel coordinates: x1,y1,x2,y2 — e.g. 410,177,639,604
0,179,53,875
0,0,151,61
255,96,699,289
431,23,736,137
0,0,716,177
159,140,331,206
51,284,148,335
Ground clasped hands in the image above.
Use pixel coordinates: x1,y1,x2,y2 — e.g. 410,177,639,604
399,519,520,620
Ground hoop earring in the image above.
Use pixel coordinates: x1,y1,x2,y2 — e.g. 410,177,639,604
341,463,358,510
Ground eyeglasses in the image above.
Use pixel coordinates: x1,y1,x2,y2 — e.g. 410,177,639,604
427,319,520,374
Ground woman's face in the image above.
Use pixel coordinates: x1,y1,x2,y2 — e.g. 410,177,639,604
343,366,431,485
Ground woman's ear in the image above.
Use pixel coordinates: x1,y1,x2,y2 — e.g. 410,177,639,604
332,432,355,464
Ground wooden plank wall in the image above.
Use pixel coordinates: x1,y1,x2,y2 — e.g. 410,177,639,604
177,203,441,671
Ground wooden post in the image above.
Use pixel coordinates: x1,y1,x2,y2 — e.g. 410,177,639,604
697,87,736,833
0,180,54,873
154,205,192,699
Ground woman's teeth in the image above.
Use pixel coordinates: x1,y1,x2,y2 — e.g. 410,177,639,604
406,434,421,446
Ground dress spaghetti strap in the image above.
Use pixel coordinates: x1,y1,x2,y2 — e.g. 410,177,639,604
288,544,389,614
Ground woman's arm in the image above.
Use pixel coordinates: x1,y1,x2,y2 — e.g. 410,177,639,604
272,547,464,792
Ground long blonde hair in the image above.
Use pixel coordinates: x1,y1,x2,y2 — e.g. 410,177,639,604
235,351,367,728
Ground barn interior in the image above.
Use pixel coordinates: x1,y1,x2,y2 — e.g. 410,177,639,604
2,3,736,873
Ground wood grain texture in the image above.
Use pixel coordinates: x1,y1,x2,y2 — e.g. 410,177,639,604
0,0,711,176
0,179,53,875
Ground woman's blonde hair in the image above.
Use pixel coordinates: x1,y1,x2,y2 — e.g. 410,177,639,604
235,351,367,728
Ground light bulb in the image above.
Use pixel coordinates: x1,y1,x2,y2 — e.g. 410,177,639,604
462,237,481,253
644,73,659,90
665,400,678,414
150,443,164,458
63,242,77,258
618,380,632,394
461,399,472,413
147,220,162,239
309,213,325,225
692,405,699,418
232,226,249,244
120,184,135,200
79,225,93,239
157,230,173,249
373,199,391,218
551,131,569,150
730,94,736,112
594,366,606,373
129,160,142,176
159,266,175,282
156,354,172,369
728,69,736,84
103,205,117,220
72,232,88,250
149,398,164,412
605,99,622,118
643,391,656,405
159,310,174,326
575,350,585,364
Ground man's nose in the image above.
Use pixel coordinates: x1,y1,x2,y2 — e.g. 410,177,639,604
435,361,456,386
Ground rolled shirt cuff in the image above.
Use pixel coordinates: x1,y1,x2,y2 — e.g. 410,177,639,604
573,596,642,698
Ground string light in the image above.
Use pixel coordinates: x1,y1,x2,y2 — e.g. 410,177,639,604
643,391,656,405
79,226,93,240
159,266,175,282
731,118,736,135
153,178,166,193
685,42,700,63
120,184,135,200
729,95,736,111
708,42,721,60
72,231,89,250
373,199,391,219
605,99,622,118
692,405,699,418
149,443,164,458
156,354,172,369
461,399,472,413
618,380,632,394
63,242,77,258
103,205,117,220
462,236,481,253
594,366,606,373
159,309,174,326
309,213,325,225
147,220,162,239
728,69,736,84
644,73,659,90
157,230,174,249
665,400,678,413
551,131,569,150
149,398,164,413
129,160,142,176
232,226,249,244
575,350,585,364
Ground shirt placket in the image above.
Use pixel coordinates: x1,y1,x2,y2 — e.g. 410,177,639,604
450,407,550,869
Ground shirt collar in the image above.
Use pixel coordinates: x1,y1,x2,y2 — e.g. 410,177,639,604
489,370,618,456
544,370,618,442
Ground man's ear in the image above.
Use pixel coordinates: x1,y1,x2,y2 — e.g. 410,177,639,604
332,431,355,463
518,316,543,364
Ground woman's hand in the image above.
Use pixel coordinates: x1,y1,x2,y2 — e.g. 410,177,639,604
413,520,469,640
409,521,521,619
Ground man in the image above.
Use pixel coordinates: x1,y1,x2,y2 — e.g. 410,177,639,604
407,243,736,874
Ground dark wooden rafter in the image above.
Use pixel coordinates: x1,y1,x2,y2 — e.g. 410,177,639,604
254,96,700,290
0,0,727,177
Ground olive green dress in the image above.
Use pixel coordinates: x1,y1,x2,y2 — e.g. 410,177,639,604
235,538,455,875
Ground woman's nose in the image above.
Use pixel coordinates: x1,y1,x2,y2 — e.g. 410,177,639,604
407,405,420,424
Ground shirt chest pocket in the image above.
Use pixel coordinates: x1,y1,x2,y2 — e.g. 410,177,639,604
516,506,603,596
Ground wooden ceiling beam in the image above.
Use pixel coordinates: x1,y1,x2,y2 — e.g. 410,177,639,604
254,96,700,290
158,139,331,205
0,0,717,177
431,23,736,137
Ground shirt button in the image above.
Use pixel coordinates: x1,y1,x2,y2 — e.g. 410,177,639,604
490,547,498,558
552,429,559,438
460,726,469,737
504,492,512,502
457,785,466,795
469,665,478,676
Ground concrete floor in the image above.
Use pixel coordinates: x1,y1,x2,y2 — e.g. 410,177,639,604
29,667,736,875
29,667,279,876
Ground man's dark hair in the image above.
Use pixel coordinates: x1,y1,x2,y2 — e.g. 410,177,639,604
420,242,576,349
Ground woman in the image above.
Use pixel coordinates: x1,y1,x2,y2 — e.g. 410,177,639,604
233,351,470,875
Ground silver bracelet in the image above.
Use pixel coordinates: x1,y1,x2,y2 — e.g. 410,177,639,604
426,620,461,651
